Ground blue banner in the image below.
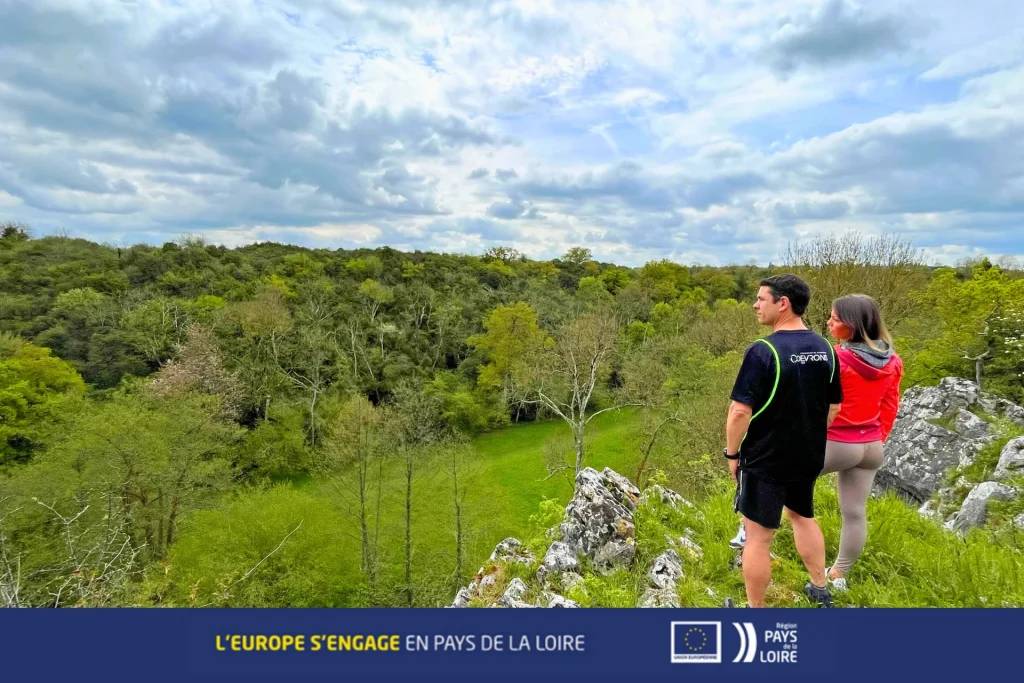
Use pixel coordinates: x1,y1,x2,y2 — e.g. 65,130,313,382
0,608,1018,681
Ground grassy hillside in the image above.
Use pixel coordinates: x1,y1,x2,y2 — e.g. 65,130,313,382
151,409,645,607
150,407,1024,608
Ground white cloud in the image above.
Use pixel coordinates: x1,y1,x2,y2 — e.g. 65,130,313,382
0,0,1021,266
921,29,1024,81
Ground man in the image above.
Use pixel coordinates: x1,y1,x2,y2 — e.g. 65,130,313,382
724,274,842,608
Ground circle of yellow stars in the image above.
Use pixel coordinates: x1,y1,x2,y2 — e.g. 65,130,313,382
684,627,708,652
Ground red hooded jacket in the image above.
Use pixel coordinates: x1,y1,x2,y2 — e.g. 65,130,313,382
827,344,904,444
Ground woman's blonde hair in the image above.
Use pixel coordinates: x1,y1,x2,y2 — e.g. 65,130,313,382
832,294,893,351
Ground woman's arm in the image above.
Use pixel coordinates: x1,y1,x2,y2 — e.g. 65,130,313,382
880,359,904,442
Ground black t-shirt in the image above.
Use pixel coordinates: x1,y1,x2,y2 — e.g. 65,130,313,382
730,329,843,482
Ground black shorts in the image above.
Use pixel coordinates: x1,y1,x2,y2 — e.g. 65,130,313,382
734,470,815,529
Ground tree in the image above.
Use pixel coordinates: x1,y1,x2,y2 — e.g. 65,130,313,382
784,232,924,334
576,276,614,310
424,371,503,434
286,326,343,448
0,221,31,244
118,297,188,365
359,279,393,324
10,392,240,571
470,302,554,410
387,386,444,607
321,396,388,590
483,246,523,264
622,336,741,496
693,267,739,302
613,282,653,325
444,441,471,587
638,259,691,302
148,325,243,420
0,341,85,467
229,288,292,421
428,297,469,372
684,299,762,356
562,247,593,270
558,247,597,288
519,308,640,476
1,491,143,607
598,267,631,295
283,284,347,447
346,256,384,280
903,265,1024,397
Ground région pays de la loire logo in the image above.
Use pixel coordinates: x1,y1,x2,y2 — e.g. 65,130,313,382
671,621,799,664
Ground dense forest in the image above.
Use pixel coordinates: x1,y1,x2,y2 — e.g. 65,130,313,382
1,220,1022,607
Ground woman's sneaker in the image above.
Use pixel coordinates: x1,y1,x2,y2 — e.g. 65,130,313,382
729,523,746,549
826,566,848,592
803,582,834,608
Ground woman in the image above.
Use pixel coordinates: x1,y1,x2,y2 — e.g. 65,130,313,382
822,294,903,591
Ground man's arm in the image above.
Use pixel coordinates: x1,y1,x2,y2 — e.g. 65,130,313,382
726,401,752,482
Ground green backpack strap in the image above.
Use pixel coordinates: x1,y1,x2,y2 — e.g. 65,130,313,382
749,338,780,421
828,342,837,383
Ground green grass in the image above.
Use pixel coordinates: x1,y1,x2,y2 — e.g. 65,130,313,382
639,475,1024,608
466,407,642,536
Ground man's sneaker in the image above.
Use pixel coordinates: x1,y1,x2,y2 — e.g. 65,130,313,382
804,582,834,608
729,523,746,549
826,566,848,592
723,597,736,608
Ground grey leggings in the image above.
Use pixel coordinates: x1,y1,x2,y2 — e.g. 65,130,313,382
821,440,884,575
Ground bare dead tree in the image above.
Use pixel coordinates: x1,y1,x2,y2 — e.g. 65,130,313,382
0,498,24,608
784,232,924,334
386,389,443,607
448,443,470,587
320,397,389,590
516,308,644,476
634,412,686,487
951,307,1000,390
9,493,147,607
286,324,341,448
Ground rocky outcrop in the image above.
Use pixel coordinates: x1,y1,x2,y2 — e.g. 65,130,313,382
497,578,533,608
489,537,536,566
638,587,680,608
666,533,704,562
536,541,579,584
640,549,685,608
944,482,1018,535
641,484,695,511
994,437,1024,480
560,467,639,575
879,378,1024,503
452,467,704,608
538,591,580,608
648,548,684,589
450,537,536,607
917,500,939,520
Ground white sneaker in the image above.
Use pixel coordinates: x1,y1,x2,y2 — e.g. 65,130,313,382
729,523,746,549
826,566,848,592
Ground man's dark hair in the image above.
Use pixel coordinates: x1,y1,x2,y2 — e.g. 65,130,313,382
759,274,811,316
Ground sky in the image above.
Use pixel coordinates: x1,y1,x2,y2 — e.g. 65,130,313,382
1,0,1023,267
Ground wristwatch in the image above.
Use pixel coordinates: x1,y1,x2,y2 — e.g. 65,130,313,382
723,448,739,461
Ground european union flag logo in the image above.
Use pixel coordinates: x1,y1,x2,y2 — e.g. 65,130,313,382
671,621,722,664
